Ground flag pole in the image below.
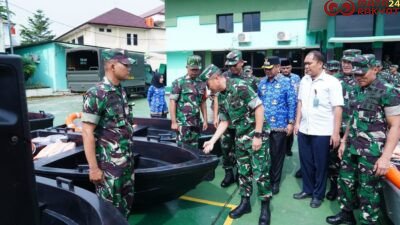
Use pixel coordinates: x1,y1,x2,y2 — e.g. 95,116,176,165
5,0,13,54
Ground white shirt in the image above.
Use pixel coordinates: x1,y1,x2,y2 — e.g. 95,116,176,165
298,71,344,136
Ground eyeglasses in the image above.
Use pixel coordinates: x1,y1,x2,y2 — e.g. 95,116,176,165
118,61,131,68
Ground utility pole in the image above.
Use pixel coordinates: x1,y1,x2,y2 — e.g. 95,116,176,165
5,0,13,53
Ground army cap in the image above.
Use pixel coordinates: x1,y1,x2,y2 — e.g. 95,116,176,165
198,64,221,82
102,48,136,65
326,60,340,71
342,49,362,62
390,64,399,69
187,55,202,69
225,50,247,66
375,59,382,67
262,56,280,69
243,65,252,73
351,54,375,75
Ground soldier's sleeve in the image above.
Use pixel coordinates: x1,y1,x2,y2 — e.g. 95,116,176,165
81,88,106,125
382,87,400,116
237,84,262,110
169,79,181,101
218,94,230,121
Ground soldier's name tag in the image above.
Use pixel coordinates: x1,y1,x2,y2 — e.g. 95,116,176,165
313,98,319,107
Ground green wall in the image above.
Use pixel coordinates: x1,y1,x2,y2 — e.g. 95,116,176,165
166,0,308,27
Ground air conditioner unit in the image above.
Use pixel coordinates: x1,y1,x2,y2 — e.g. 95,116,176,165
277,31,291,41
238,33,251,43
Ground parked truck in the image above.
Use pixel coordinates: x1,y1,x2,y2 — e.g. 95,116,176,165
66,47,152,97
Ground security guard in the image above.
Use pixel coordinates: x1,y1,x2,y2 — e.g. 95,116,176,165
327,54,400,225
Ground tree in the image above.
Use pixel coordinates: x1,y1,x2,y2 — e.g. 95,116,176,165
22,55,36,81
0,3,14,20
20,9,55,45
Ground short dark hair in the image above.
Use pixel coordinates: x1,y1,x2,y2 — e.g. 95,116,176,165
307,50,325,64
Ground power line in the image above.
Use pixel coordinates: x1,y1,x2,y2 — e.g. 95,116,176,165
8,1,166,41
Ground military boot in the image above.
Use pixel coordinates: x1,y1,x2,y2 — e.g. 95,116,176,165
259,199,271,225
229,196,251,219
326,179,338,201
326,210,356,225
221,168,235,188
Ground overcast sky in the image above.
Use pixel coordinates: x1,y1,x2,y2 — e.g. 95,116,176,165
7,0,164,37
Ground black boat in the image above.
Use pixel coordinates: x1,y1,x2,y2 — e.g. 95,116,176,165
28,111,55,130
32,129,219,206
0,54,127,225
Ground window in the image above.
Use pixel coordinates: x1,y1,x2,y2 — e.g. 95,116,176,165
77,36,84,45
384,14,400,35
127,34,138,46
106,28,112,33
127,34,132,45
133,34,138,46
243,12,260,32
99,28,104,32
211,51,229,68
335,14,374,37
217,14,233,33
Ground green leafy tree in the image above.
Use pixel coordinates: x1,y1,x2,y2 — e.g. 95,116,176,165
20,9,55,45
0,3,14,20
22,55,36,81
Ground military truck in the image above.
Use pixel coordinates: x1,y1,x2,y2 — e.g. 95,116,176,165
66,47,148,97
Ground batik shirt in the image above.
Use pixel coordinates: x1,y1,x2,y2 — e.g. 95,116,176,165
147,85,168,115
258,75,296,131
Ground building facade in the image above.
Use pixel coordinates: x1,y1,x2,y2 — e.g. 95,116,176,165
164,0,320,87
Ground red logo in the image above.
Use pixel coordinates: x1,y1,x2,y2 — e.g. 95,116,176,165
324,0,356,16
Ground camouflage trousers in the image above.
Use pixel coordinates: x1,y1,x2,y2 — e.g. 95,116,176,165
220,128,236,169
95,166,135,218
176,125,200,149
338,151,382,224
328,147,340,181
236,130,272,201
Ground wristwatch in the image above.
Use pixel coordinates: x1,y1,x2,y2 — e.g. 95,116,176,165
254,132,262,138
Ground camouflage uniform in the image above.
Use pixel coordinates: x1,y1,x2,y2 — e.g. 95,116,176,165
326,60,340,74
82,74,134,217
338,55,400,224
170,55,206,149
201,64,272,200
328,50,360,186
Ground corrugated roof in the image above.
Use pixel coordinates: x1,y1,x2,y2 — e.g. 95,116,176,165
140,5,165,18
88,8,148,29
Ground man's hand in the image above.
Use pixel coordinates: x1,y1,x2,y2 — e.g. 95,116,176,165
202,122,208,131
213,120,219,129
294,123,300,135
287,124,294,136
203,141,214,154
330,133,340,149
374,156,391,176
252,137,262,151
89,167,104,184
171,121,179,131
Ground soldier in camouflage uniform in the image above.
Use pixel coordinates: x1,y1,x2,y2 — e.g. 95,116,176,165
215,50,259,188
327,54,400,225
389,64,400,87
81,49,135,218
324,49,361,201
201,64,271,225
325,60,340,75
169,55,207,149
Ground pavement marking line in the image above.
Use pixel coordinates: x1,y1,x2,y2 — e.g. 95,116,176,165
179,195,237,225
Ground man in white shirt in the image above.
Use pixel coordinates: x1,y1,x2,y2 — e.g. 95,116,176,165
293,50,343,208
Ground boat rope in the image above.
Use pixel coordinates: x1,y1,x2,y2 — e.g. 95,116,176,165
210,185,239,225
